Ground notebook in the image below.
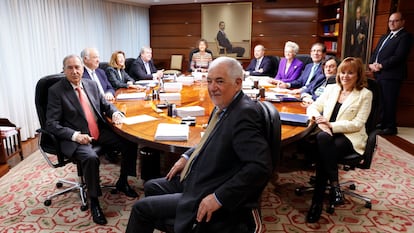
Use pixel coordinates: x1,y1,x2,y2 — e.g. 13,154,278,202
279,112,309,126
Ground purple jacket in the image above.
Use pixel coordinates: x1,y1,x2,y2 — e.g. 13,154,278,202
274,58,304,82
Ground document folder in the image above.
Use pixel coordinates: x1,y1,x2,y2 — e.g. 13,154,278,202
279,112,309,126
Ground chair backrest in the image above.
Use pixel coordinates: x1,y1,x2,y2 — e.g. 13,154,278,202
342,78,380,169
296,54,313,66
214,37,226,55
170,55,183,70
267,55,280,77
99,62,109,71
257,101,282,171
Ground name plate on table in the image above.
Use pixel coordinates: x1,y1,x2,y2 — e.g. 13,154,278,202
154,123,189,141
279,112,310,126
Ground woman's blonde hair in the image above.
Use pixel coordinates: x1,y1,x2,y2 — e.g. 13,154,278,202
109,50,126,69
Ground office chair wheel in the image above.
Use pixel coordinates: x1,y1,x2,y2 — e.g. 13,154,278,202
365,202,372,209
56,182,63,188
294,188,303,196
44,199,52,206
349,184,356,190
80,205,88,211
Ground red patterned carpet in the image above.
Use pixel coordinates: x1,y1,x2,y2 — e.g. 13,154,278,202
0,136,413,232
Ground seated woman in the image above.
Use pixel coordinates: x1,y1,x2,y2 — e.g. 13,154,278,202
306,57,372,223
270,41,304,84
301,56,339,107
190,39,213,72
106,51,142,90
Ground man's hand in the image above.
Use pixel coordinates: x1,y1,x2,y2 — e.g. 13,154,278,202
166,157,187,180
75,133,93,144
112,112,124,125
196,194,221,223
105,92,115,101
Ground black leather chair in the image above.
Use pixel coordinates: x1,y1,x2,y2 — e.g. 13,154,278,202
35,74,107,211
125,57,136,76
98,62,109,71
296,54,313,66
267,55,280,78
295,78,381,213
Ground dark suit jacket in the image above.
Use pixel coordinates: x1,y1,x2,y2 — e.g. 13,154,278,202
245,56,274,76
175,92,272,233
275,58,304,82
82,68,115,95
302,74,336,100
289,62,323,89
216,30,232,51
129,56,158,81
105,67,135,89
369,28,413,81
45,78,118,157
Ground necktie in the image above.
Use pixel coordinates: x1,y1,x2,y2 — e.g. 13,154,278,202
91,71,105,95
255,58,261,71
76,87,100,139
144,62,151,75
305,63,318,86
180,109,222,181
375,33,393,62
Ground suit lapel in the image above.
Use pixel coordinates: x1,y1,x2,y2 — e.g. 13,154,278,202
337,89,359,118
62,79,85,119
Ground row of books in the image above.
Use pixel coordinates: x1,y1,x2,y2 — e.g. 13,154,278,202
323,23,339,36
324,41,338,52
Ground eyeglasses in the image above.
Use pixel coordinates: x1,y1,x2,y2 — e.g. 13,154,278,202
311,49,323,53
388,19,401,23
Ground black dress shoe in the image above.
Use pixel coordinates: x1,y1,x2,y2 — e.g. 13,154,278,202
378,127,398,135
91,204,107,225
104,151,119,164
306,202,322,223
116,180,138,198
329,186,344,206
376,123,384,129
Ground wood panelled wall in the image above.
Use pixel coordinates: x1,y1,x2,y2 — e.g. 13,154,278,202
149,0,414,127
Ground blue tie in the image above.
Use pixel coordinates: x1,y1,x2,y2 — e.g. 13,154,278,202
305,64,318,86
376,33,393,62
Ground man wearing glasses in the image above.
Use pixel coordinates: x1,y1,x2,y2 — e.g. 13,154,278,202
368,12,413,135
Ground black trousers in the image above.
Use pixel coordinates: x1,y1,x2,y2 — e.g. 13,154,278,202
73,126,137,198
312,131,356,203
378,79,402,129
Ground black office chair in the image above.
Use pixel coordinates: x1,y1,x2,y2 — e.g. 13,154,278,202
267,55,280,78
296,54,313,66
98,62,109,71
124,57,136,76
34,74,106,211
295,78,380,213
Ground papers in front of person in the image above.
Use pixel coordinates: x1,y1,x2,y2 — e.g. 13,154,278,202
163,82,183,92
191,72,208,81
265,93,301,102
116,92,146,100
159,92,181,101
243,89,260,98
122,114,158,125
176,106,205,117
245,76,275,88
176,76,194,85
279,112,310,126
135,80,159,87
154,123,189,141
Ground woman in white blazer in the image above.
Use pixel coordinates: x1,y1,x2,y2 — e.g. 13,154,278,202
305,57,373,223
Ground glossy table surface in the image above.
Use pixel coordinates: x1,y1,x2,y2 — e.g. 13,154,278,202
111,81,313,154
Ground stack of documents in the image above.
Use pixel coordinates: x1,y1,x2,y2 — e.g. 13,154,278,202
176,106,205,117
176,76,194,85
154,123,189,141
116,92,146,100
163,82,183,92
159,93,181,101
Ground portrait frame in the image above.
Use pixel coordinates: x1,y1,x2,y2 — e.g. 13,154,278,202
342,0,376,64
201,2,252,59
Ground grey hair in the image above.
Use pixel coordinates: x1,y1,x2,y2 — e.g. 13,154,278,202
63,54,82,69
140,46,152,55
208,57,243,81
285,41,299,54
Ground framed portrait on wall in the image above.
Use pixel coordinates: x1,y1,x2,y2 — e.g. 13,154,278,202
201,2,252,59
342,0,376,64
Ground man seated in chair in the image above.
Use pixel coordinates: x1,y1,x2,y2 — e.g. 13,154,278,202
216,21,245,57
129,46,164,81
46,55,139,225
245,44,274,76
125,57,272,233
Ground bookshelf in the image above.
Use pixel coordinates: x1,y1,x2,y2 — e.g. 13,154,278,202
318,0,344,57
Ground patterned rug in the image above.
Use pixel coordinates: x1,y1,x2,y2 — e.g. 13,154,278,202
0,136,413,232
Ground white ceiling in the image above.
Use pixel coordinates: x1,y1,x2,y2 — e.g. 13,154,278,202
108,0,239,7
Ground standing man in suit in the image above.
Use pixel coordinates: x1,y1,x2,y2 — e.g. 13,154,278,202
125,57,273,233
81,48,115,101
245,44,274,76
46,55,139,225
278,43,327,94
368,12,413,135
216,21,245,57
129,46,164,81
349,6,368,59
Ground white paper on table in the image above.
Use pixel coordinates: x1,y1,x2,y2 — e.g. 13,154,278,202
116,92,146,100
154,123,189,141
122,114,158,125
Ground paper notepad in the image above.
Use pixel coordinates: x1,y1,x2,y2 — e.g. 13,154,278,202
176,106,205,117
154,123,189,141
122,114,158,125
116,92,146,100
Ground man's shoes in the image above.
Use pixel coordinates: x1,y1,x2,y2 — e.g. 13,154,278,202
306,202,323,223
329,186,344,206
378,127,398,135
116,179,138,198
376,123,384,129
104,151,119,164
91,203,107,225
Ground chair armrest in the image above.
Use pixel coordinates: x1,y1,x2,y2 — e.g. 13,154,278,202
36,128,69,168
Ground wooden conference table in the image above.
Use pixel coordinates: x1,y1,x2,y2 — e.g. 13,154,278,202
110,80,314,155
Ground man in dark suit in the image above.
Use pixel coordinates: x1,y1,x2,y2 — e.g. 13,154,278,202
125,57,272,233
129,46,164,81
278,43,326,94
46,55,139,225
349,6,368,59
245,44,274,76
81,48,115,101
369,12,413,135
216,21,245,57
